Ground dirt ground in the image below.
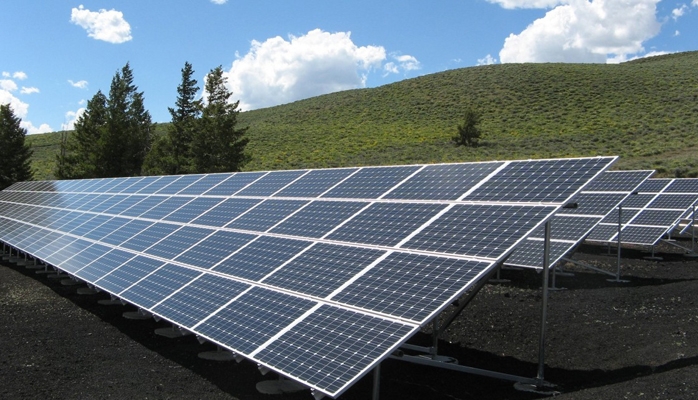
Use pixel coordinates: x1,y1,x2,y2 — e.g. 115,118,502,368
1,239,697,400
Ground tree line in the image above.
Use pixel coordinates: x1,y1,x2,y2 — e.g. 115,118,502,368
55,62,248,180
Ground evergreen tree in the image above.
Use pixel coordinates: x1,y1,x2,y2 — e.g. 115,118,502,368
56,91,107,179
144,62,200,175
56,63,153,179
192,66,249,173
453,108,482,147
0,104,33,190
102,63,153,177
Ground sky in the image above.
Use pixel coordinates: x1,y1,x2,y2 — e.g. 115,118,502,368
1,1,696,134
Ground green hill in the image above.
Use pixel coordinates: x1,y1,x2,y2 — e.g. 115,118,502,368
27,51,698,180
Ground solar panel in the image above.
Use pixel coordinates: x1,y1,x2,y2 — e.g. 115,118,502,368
587,178,698,246
506,170,653,269
0,156,616,398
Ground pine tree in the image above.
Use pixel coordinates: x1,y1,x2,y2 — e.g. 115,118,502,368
453,108,482,147
144,62,200,175
56,90,107,179
56,63,153,179
192,66,249,173
0,104,34,190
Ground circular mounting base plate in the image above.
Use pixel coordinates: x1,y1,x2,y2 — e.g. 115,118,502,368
256,379,307,395
198,351,235,361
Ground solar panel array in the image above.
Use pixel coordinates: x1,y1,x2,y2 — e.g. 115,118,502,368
506,170,654,269
587,178,698,246
0,157,616,398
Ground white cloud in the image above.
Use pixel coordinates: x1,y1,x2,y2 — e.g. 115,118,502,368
383,54,421,76
672,4,688,20
0,79,18,91
20,87,39,95
70,5,132,44
693,0,698,6
499,0,661,63
675,30,681,36
13,71,27,80
21,121,52,135
477,54,498,65
68,79,89,89
487,0,566,9
61,108,86,131
210,0,228,4
224,29,386,110
1,72,8,78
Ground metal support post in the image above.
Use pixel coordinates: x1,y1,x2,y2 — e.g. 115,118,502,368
431,319,438,359
609,205,629,283
372,363,381,400
536,220,551,383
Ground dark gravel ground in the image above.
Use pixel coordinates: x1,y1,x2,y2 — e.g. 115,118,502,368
1,239,697,400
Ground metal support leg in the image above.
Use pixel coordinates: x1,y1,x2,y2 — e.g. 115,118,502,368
372,363,381,400
536,220,551,383
609,205,629,283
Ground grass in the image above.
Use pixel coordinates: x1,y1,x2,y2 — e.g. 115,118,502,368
27,51,698,180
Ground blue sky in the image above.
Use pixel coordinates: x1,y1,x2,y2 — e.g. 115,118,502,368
1,1,696,134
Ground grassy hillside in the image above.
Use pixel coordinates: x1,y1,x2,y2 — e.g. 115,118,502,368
27,51,698,180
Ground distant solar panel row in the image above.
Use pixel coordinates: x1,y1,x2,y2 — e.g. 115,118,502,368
506,170,653,269
0,157,616,398
587,178,698,246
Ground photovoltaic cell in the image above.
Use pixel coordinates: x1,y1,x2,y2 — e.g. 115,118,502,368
152,274,250,328
195,287,316,354
95,255,166,294
177,174,231,195
321,166,421,199
155,175,204,195
212,236,311,281
465,158,610,203
225,199,308,232
120,223,181,252
174,230,257,269
139,196,193,220
384,162,504,200
273,168,358,198
255,305,413,395
403,204,556,258
269,201,368,238
190,198,261,227
118,264,201,309
237,170,307,197
75,249,134,283
202,172,266,196
332,253,490,321
262,243,385,298
161,197,224,223
143,226,214,260
326,202,447,247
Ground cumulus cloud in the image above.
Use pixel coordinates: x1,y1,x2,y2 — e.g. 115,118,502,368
13,71,28,80
672,4,688,20
20,87,39,95
693,0,698,6
224,29,387,110
210,0,228,4
69,79,89,89
21,121,52,135
383,54,421,76
487,0,566,9
499,0,661,63
477,54,498,65
0,79,18,91
70,5,132,44
61,108,86,131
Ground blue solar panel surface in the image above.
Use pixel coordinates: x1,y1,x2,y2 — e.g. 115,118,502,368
506,170,654,269
0,157,616,398
587,178,698,245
